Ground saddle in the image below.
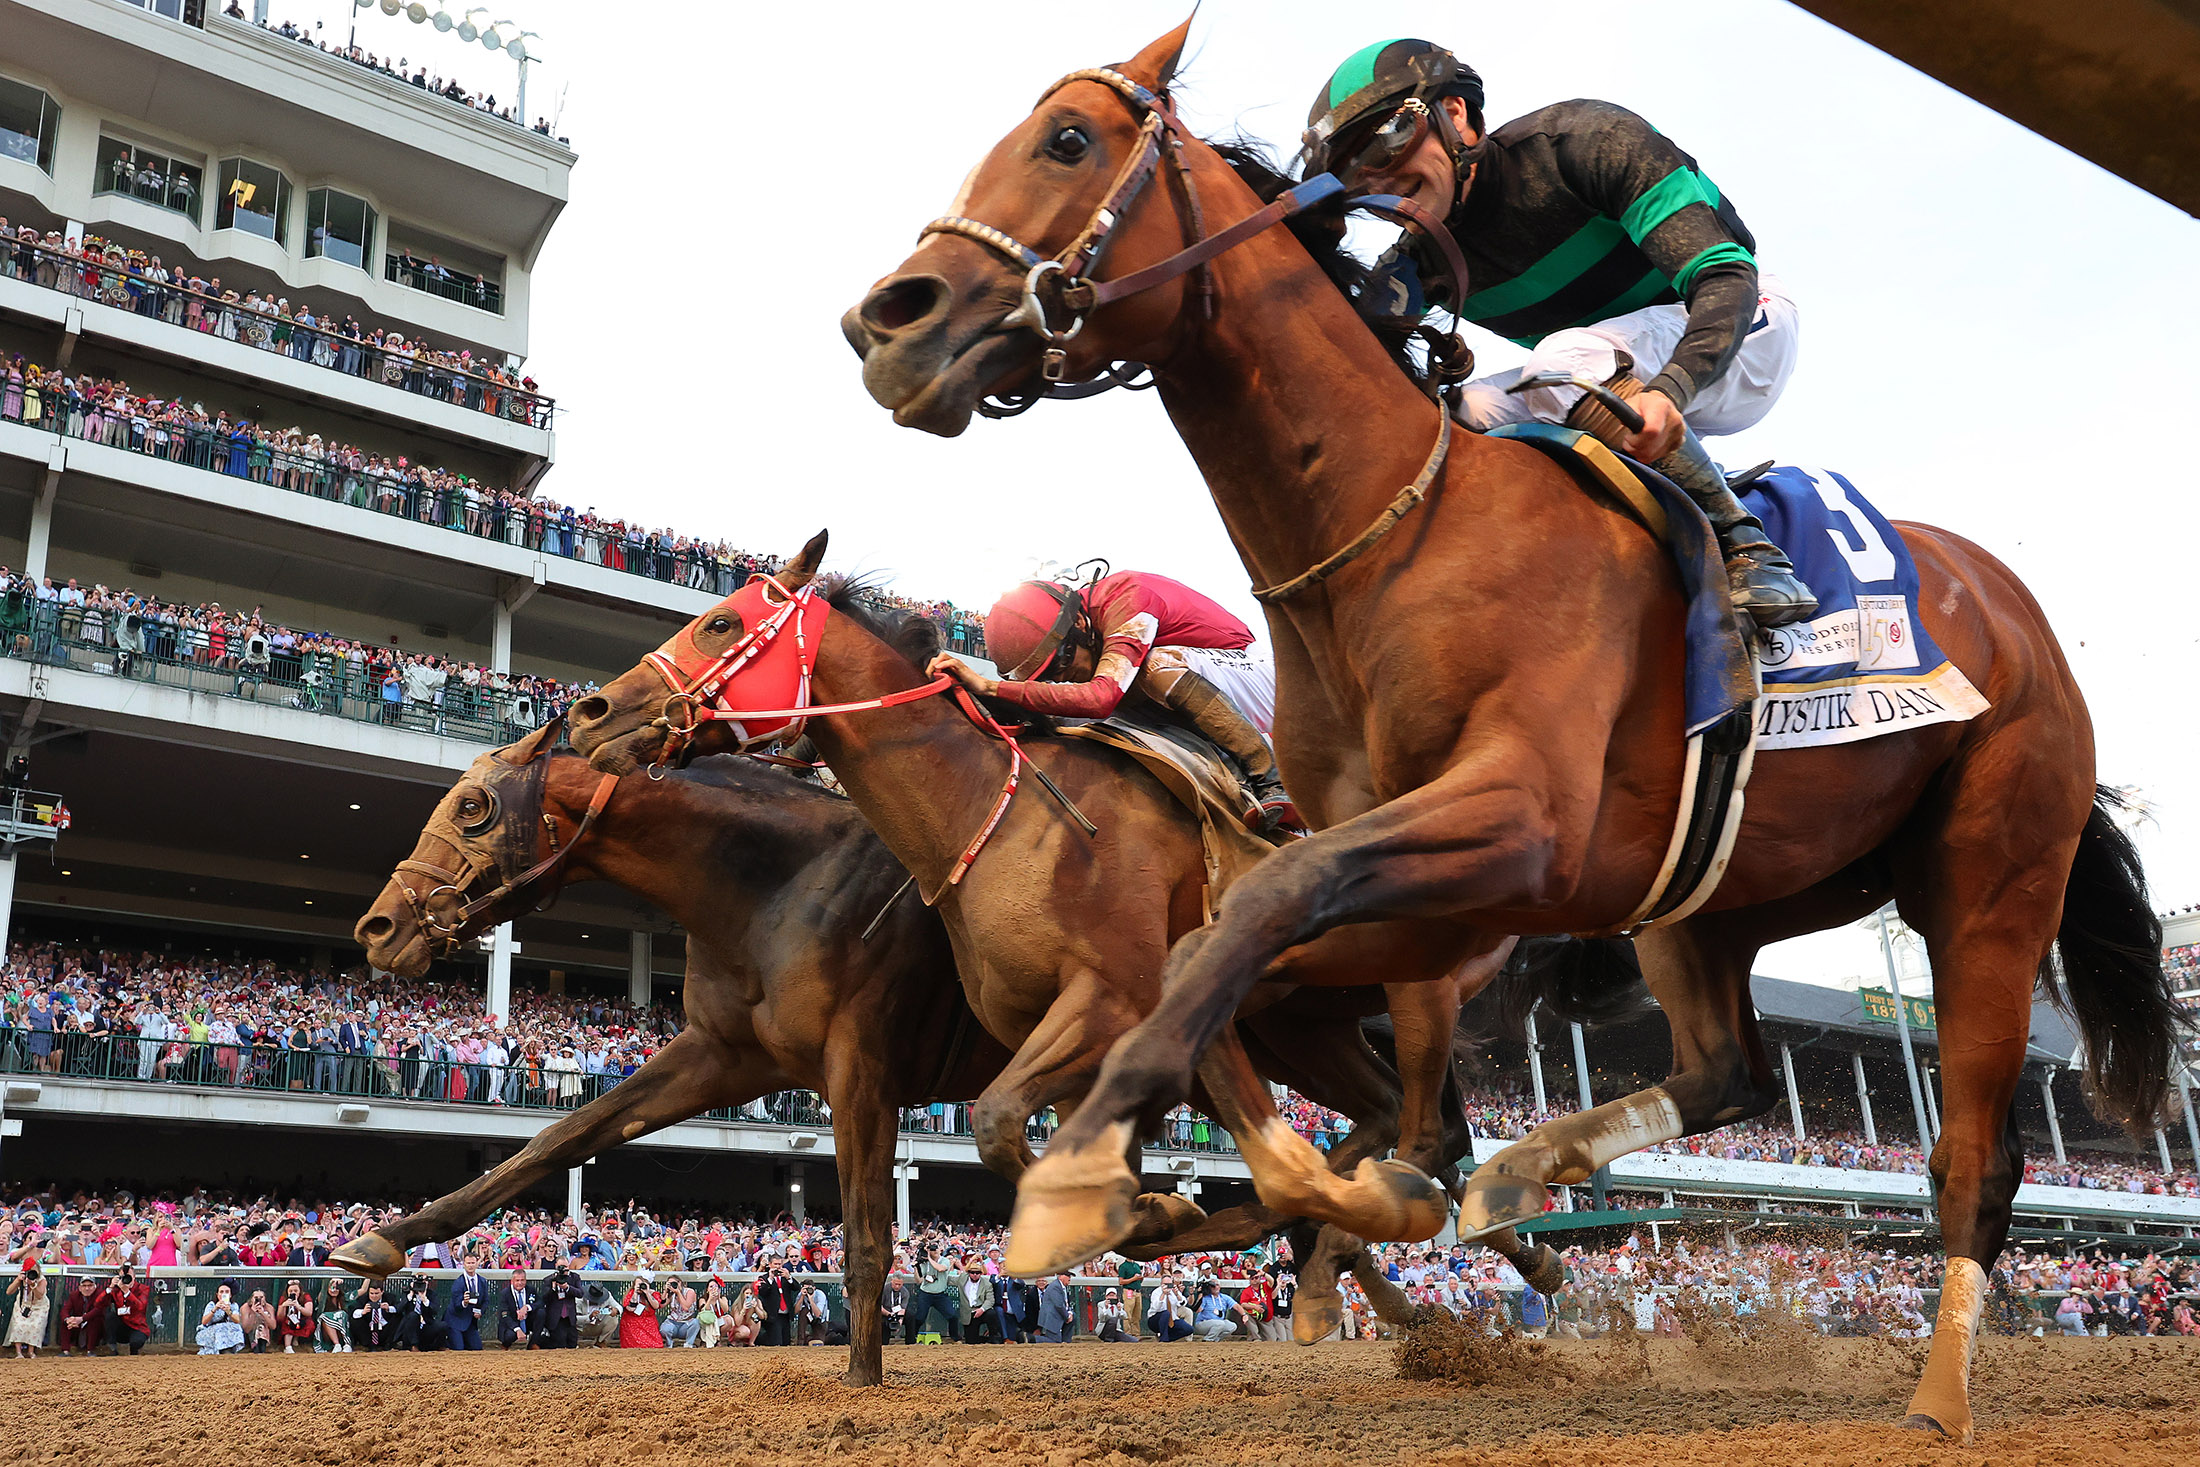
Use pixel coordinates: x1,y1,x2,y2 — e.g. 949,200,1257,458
1052,703,1289,922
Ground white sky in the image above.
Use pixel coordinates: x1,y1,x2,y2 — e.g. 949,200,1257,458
308,0,2199,987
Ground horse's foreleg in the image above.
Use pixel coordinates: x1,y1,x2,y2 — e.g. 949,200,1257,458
825,1055,902,1387
1019,771,1573,1258
1459,916,1777,1238
332,1029,760,1278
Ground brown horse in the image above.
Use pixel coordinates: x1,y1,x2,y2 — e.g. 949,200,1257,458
341,719,1563,1360
839,19,2188,1438
565,567,1642,1332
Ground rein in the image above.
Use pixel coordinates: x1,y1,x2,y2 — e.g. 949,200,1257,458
919,66,1471,601
394,732,621,954
640,587,1096,897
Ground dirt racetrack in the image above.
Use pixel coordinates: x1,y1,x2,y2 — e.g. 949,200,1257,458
5,1335,2195,1466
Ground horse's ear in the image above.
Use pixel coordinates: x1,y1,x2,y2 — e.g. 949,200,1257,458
780,529,829,590
500,714,564,767
1120,12,1195,92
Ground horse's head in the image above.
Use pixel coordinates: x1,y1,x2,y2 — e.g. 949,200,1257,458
354,719,570,977
569,531,833,775
842,19,1204,438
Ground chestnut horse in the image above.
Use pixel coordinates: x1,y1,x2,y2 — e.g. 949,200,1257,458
839,19,2186,1438
566,567,1645,1333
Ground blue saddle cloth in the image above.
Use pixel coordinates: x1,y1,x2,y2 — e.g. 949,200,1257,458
1740,465,1987,749
1490,427,1987,747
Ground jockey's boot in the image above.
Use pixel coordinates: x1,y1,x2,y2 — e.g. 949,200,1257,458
1565,367,1817,629
1153,668,1302,832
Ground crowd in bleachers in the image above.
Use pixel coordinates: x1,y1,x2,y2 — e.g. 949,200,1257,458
0,566,591,745
4,222,549,426
0,344,990,651
6,1179,2195,1356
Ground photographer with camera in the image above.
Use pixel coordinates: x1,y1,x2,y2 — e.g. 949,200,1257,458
351,1279,401,1351
275,1277,315,1353
536,1268,579,1349
755,1256,795,1347
915,1239,959,1343
104,1265,152,1355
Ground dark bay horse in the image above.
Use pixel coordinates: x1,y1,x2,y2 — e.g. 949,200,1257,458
565,561,1638,1333
336,725,1002,1383
839,19,2187,1438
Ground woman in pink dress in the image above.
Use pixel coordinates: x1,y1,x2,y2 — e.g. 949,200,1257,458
618,1271,666,1348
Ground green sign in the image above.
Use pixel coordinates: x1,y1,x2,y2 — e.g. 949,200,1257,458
1859,987,1935,1030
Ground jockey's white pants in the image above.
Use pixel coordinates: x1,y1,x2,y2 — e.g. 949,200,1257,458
1143,644,1277,738
1458,274,1799,439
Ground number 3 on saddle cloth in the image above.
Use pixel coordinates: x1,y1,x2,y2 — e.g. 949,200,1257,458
1492,425,1988,934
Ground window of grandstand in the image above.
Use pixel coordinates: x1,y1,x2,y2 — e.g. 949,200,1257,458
383,222,504,315
305,187,377,271
115,0,190,18
0,75,59,175
93,135,205,222
213,157,291,244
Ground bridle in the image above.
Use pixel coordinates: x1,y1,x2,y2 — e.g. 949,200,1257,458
918,64,1475,603
635,577,1096,900
392,717,620,956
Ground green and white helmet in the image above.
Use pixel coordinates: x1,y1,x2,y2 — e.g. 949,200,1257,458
1302,38,1486,179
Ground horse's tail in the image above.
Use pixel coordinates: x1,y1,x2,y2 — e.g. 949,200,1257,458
2040,784,2193,1133
1481,936,1653,1040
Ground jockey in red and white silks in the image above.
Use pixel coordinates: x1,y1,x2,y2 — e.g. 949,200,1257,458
927,570,1297,830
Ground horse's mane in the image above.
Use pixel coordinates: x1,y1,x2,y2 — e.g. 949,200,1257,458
1207,137,1430,392
818,572,945,671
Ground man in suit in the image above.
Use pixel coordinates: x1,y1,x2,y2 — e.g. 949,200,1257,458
959,1258,997,1344
495,1267,535,1348
755,1258,796,1347
350,1281,401,1351
1036,1276,1072,1343
446,1256,486,1349
289,1231,331,1269
536,1268,579,1349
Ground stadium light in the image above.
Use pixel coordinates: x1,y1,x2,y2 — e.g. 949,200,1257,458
430,4,455,30
455,6,489,41
378,0,401,14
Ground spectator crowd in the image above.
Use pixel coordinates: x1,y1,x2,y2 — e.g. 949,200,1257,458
5,1181,2194,1357
5,222,549,427
0,566,592,743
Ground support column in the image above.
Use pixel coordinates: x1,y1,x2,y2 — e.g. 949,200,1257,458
1921,1061,1942,1138
1781,1042,1804,1143
1877,906,1936,1146
1570,1021,1605,1209
487,923,513,1024
2178,1068,2200,1167
2040,1071,2066,1163
0,854,15,962
2157,1127,2175,1174
1525,1008,1546,1113
787,1161,807,1224
629,930,652,1007
1853,1051,1877,1146
894,1163,916,1237
493,571,540,675
25,465,59,583
566,1165,583,1224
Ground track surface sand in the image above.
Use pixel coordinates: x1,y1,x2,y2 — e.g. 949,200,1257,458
5,1335,2193,1466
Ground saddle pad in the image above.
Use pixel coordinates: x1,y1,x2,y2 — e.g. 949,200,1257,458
1740,467,1989,751
1053,709,1285,920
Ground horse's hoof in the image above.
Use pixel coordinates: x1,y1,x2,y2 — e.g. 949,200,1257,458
330,1233,405,1279
1292,1293,1342,1345
1514,1241,1567,1296
1005,1159,1137,1277
1121,1191,1209,1249
1899,1412,1970,1445
1456,1163,1549,1240
1351,1157,1450,1242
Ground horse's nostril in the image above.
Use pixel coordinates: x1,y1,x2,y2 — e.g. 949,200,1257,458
359,916,393,944
570,695,609,725
863,275,950,334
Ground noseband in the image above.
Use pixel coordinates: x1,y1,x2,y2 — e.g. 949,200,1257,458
392,722,619,956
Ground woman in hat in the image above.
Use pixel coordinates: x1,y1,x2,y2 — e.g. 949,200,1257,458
4,1261,49,1357
617,1267,665,1349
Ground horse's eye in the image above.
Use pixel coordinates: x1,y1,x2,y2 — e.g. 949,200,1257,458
1046,125,1090,163
706,617,732,635
458,798,480,817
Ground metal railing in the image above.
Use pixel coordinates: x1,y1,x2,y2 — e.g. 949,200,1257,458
0,1029,1239,1155
0,601,557,749
384,254,503,315
0,235,551,426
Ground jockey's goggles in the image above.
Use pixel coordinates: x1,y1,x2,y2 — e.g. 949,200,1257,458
1333,98,1433,186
